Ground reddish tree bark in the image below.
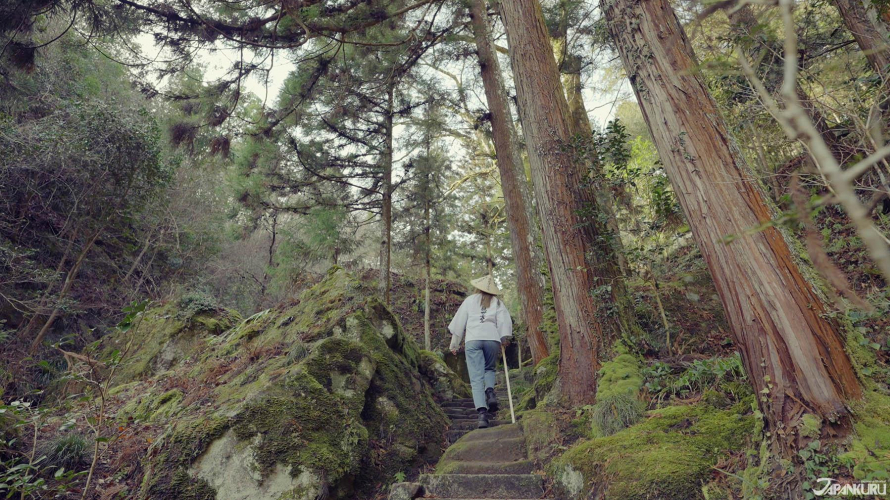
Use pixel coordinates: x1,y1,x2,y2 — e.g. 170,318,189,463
498,0,629,405
469,0,549,364
602,0,861,453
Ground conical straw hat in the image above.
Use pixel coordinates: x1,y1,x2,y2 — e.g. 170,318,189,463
470,274,501,295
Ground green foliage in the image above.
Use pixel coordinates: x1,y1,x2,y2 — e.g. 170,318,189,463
0,401,86,498
0,33,177,354
40,432,91,471
177,292,221,319
799,439,842,499
642,354,748,400
839,390,890,481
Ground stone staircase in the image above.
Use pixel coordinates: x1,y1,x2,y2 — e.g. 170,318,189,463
389,389,550,499
442,397,511,444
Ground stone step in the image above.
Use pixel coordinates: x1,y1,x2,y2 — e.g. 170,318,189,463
450,419,511,431
442,403,510,412
451,398,509,405
446,430,471,443
445,409,478,417
447,420,521,441
457,424,523,442
441,437,526,463
450,417,512,425
418,474,545,499
437,459,536,475
442,402,476,409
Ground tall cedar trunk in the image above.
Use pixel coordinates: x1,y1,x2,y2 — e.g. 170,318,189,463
602,0,861,454
833,0,890,80
469,0,549,364
729,6,846,163
498,0,627,405
380,84,394,306
562,67,630,276
552,6,629,275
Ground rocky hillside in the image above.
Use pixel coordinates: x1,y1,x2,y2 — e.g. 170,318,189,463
34,268,468,499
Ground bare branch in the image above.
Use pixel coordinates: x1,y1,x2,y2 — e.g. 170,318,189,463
737,0,890,283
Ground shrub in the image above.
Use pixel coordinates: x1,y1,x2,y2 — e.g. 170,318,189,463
41,432,91,471
591,393,645,437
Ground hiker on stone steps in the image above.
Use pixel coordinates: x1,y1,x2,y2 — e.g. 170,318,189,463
448,274,513,429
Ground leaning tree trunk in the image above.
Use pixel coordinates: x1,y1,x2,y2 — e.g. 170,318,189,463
380,84,394,306
498,0,630,405
469,0,549,364
602,0,862,454
833,0,890,81
551,5,628,275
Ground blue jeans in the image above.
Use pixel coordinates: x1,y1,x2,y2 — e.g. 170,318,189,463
465,340,499,411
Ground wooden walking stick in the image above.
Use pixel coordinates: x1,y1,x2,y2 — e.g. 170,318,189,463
501,344,516,424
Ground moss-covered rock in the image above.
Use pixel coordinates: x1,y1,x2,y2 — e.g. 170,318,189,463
84,268,453,499
550,400,757,499
590,353,645,437
518,353,560,410
417,350,471,401
595,353,643,400
520,410,558,462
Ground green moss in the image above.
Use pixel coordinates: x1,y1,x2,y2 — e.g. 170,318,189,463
353,311,448,485
590,352,644,437
840,390,890,480
121,389,184,422
417,350,471,400
595,353,643,400
191,312,237,335
552,401,756,499
800,413,822,439
141,416,229,499
231,368,369,484
524,354,559,409
84,268,452,499
99,303,241,384
520,410,558,461
303,336,376,409
591,393,645,438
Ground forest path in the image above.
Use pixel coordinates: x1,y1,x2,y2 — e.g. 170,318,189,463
389,390,551,499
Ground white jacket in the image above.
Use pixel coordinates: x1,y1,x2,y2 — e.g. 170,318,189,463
448,294,513,350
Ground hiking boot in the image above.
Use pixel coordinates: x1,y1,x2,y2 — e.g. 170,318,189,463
477,409,490,429
485,388,499,412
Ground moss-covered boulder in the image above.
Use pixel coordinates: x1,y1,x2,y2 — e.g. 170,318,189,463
418,350,471,401
589,353,645,438
90,268,453,499
550,400,756,499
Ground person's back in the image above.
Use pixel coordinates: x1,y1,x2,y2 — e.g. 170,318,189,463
448,275,513,428
453,293,505,342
